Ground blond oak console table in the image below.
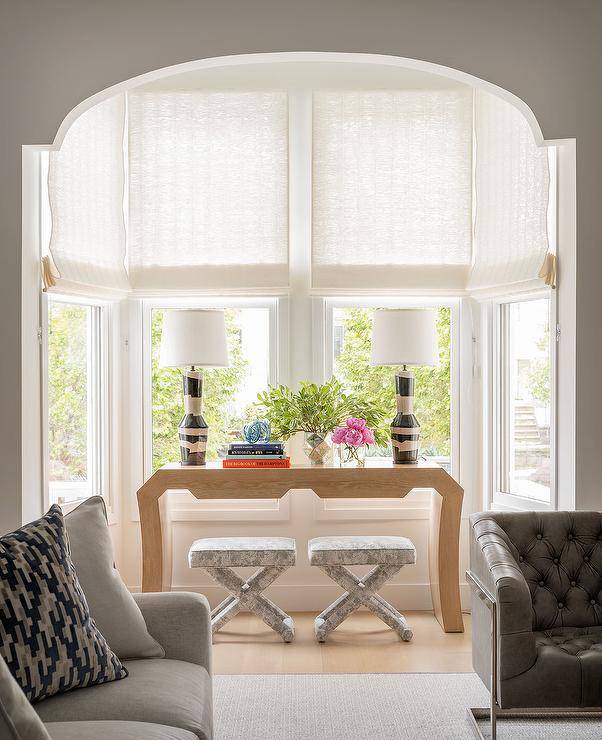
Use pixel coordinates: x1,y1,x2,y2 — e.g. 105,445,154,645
137,460,464,633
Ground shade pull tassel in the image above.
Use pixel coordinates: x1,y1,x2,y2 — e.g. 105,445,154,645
538,252,557,289
40,255,58,291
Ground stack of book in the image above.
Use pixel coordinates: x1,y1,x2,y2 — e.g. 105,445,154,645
222,442,290,468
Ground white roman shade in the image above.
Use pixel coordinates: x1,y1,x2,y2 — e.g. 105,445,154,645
312,90,473,291
47,95,128,293
127,91,289,290
469,91,550,294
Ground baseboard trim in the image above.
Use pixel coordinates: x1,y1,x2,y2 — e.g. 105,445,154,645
159,582,471,612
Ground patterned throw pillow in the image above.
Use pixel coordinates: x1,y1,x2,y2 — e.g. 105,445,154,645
0,505,127,703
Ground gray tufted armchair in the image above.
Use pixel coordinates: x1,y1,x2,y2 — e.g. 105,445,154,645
469,510,602,720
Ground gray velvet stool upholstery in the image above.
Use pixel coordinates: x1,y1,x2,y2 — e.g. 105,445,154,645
308,535,416,642
189,537,296,642
470,511,602,709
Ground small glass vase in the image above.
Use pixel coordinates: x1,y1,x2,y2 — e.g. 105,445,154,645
303,432,332,465
337,443,366,468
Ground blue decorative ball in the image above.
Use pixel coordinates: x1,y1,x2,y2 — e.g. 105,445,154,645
243,419,271,444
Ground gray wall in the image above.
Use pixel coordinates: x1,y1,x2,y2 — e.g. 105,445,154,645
1,0,601,530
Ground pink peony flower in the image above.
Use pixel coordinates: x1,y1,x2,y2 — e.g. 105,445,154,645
331,427,346,444
335,419,375,448
362,428,375,445
346,417,367,430
344,428,364,447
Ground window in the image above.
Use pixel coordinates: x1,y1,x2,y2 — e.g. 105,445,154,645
127,91,288,290
495,295,554,506
37,73,558,520
324,299,457,472
46,296,108,505
147,302,274,473
311,90,473,291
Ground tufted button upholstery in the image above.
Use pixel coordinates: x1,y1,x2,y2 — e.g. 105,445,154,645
477,511,602,631
536,626,602,657
471,511,602,709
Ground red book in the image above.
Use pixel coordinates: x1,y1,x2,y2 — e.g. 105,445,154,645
222,458,291,469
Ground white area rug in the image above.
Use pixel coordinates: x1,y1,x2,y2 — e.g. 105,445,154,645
214,673,601,739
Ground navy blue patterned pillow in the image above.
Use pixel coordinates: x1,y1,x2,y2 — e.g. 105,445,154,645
0,505,127,703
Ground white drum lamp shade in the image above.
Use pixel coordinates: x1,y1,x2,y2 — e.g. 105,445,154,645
370,309,438,367
160,309,230,368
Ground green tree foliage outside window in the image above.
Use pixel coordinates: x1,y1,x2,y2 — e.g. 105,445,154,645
334,307,451,458
151,309,250,470
150,305,451,470
48,302,88,481
526,325,551,405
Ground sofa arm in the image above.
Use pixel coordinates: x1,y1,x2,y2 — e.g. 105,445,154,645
133,591,212,674
470,514,536,681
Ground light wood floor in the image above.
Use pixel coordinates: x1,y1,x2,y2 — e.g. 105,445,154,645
213,611,472,674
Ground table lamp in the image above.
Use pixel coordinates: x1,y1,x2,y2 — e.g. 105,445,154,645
370,309,438,464
160,309,229,465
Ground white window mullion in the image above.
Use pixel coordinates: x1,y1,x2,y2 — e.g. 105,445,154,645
86,306,96,497
288,89,314,388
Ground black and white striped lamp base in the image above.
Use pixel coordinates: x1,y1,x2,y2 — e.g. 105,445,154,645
391,370,420,464
179,370,208,466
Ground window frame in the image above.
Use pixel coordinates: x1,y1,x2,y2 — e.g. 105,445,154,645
42,292,112,512
315,295,461,482
490,289,557,512
140,295,284,481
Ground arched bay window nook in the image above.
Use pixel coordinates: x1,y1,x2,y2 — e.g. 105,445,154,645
24,52,573,604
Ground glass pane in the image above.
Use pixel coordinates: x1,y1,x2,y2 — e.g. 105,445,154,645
47,300,91,503
151,308,270,471
332,306,451,467
503,298,552,501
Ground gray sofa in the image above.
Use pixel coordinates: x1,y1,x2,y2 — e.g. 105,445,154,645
470,510,602,709
1,591,213,740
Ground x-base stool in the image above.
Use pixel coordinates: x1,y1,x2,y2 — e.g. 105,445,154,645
308,535,416,642
189,537,296,642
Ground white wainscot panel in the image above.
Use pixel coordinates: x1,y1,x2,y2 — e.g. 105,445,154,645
167,489,471,613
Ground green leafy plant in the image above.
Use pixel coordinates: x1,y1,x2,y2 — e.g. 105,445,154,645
256,378,388,445
526,325,551,405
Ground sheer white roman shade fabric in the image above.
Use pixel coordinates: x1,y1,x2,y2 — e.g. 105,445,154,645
127,91,288,290
47,95,128,293
45,85,553,299
469,91,550,294
312,90,473,291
